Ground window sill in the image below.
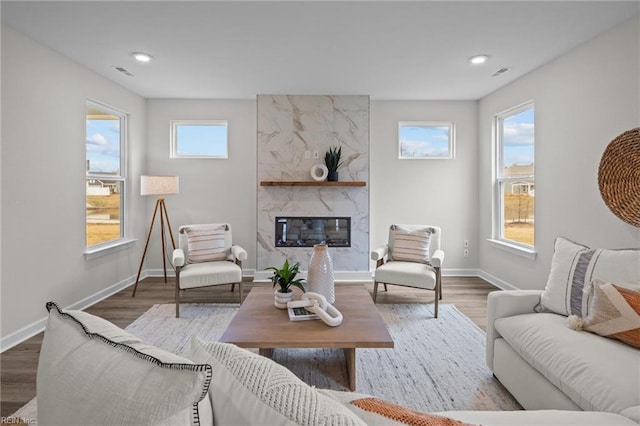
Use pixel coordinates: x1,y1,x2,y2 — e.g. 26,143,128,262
487,239,537,260
84,239,136,261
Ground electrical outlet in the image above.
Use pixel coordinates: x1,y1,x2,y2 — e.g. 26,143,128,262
463,249,469,258
463,240,469,248
313,151,319,159
304,150,311,159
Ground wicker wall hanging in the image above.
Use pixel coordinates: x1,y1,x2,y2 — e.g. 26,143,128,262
598,127,640,227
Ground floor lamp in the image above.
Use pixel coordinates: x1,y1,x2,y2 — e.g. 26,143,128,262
132,175,179,297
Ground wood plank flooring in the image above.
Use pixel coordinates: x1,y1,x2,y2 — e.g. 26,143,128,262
0,276,498,417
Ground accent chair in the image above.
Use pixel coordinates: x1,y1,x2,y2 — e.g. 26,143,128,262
371,224,444,317
173,223,247,317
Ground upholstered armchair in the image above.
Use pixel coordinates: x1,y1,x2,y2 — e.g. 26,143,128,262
173,223,247,317
371,225,444,318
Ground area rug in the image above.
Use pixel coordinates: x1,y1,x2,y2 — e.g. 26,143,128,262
10,303,520,423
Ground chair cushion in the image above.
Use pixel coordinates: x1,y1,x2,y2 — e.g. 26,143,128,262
184,224,228,264
390,225,433,264
494,312,640,416
541,237,640,317
375,261,436,290
582,280,640,349
179,261,241,289
37,302,212,426
188,338,366,426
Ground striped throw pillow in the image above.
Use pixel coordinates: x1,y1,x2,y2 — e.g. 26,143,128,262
583,280,640,349
391,226,433,264
541,237,640,317
185,226,227,264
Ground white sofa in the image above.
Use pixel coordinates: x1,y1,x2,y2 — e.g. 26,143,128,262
36,294,639,425
486,237,640,424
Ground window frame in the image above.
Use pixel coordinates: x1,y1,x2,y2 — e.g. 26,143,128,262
85,100,129,252
170,119,229,159
492,101,535,254
398,121,456,160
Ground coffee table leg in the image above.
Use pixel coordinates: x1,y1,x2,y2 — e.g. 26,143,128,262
344,348,356,391
259,348,274,358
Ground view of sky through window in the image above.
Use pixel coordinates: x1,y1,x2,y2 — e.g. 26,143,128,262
86,118,120,174
176,124,227,157
399,123,452,158
502,108,534,168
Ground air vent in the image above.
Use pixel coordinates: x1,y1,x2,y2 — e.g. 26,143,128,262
492,67,510,77
114,67,134,77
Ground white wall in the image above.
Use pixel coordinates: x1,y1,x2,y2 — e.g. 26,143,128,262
146,99,480,276
370,101,480,273
478,16,640,290
145,99,257,272
1,27,147,342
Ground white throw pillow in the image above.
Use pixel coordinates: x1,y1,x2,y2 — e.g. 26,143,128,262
541,237,640,317
185,225,227,264
189,338,366,426
37,302,213,426
390,225,433,264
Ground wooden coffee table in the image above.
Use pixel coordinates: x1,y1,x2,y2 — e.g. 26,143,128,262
220,285,394,391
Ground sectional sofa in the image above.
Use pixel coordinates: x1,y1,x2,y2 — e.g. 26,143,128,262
486,237,640,424
36,249,640,426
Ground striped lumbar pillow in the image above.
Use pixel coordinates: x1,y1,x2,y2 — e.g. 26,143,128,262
582,280,640,349
185,225,227,264
541,237,640,317
391,225,433,264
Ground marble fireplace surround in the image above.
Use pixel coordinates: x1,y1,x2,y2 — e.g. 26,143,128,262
255,95,370,281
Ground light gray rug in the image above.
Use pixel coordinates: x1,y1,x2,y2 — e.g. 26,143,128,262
11,303,520,423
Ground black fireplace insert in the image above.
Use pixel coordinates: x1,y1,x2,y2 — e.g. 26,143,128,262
275,216,350,247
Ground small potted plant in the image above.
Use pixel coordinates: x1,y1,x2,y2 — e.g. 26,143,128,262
265,259,306,309
324,146,343,182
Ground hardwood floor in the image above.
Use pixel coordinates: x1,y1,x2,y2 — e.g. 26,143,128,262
0,276,499,417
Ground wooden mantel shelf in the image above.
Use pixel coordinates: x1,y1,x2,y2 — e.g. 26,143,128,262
260,181,366,187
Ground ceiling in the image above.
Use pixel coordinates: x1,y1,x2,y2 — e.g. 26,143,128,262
2,1,638,100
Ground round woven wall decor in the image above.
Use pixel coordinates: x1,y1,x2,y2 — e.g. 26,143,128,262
598,127,640,227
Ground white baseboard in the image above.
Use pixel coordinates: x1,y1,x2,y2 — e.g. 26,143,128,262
2,267,517,353
442,268,481,277
477,270,519,291
0,272,145,353
146,268,257,279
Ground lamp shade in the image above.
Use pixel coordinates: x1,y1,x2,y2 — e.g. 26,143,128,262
140,175,179,196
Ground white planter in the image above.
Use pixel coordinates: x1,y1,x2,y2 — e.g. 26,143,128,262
274,289,293,309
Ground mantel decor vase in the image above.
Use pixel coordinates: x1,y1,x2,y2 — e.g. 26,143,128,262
307,244,335,304
274,289,293,309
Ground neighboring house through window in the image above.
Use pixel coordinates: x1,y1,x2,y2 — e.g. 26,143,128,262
86,101,127,248
494,102,535,248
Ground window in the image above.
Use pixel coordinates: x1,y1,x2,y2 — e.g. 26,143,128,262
398,121,455,159
86,102,127,248
170,120,228,158
495,102,535,248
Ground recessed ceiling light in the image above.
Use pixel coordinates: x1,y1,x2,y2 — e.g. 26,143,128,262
468,54,489,65
132,52,153,63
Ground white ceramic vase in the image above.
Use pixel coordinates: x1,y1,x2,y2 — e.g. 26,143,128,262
307,244,335,304
274,288,293,309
